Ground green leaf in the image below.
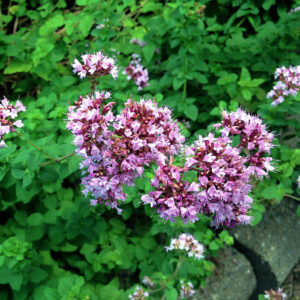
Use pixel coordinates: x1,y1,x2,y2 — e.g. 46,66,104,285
23,172,34,188
209,240,219,250
78,15,94,37
11,166,26,179
39,14,64,36
241,89,252,100
4,60,32,74
38,167,59,182
184,105,198,121
261,186,278,199
28,267,48,283
240,67,251,82
217,73,238,85
182,170,198,183
165,287,178,300
27,213,44,226
142,41,156,62
251,210,263,225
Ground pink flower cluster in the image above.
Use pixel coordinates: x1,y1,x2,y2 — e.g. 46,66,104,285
185,134,253,226
0,97,26,148
180,281,196,299
215,109,275,178
129,286,149,300
142,276,154,287
123,54,149,90
72,51,118,79
142,109,275,226
141,163,202,222
130,38,146,47
165,233,204,259
67,94,185,213
267,66,300,106
264,288,287,300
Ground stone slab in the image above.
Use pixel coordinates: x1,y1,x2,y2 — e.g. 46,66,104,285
232,197,300,286
195,247,256,300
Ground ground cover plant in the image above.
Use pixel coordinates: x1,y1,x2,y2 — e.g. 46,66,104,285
0,0,300,299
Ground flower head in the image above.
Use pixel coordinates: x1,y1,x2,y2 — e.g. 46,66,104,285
165,233,204,259
72,51,118,79
180,281,196,299
185,133,253,227
267,65,300,106
123,54,149,90
0,97,26,148
129,286,149,300
264,287,287,300
214,109,275,179
141,163,201,223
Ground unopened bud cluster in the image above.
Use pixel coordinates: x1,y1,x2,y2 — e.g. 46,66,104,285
267,66,300,106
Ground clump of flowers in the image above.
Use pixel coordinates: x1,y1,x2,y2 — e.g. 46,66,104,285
264,288,287,300
185,134,253,227
123,54,149,90
142,276,154,288
267,66,300,106
165,233,204,259
180,281,196,299
72,51,118,79
66,91,126,212
214,109,275,179
0,97,26,148
130,38,146,47
129,286,149,300
141,163,202,222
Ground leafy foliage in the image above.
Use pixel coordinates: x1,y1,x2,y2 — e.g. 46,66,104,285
0,0,300,298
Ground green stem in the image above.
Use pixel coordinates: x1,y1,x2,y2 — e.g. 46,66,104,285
14,131,56,162
182,80,187,103
150,255,185,295
40,152,75,167
284,194,300,202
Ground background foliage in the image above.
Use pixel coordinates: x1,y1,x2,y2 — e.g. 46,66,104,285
0,0,300,299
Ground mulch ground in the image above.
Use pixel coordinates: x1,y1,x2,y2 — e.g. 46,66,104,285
282,260,300,299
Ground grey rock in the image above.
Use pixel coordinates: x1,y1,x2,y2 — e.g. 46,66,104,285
232,197,300,286
195,247,256,300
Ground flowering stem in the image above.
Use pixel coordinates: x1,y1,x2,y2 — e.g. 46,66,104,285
14,131,57,162
150,255,185,295
40,152,75,167
284,194,300,202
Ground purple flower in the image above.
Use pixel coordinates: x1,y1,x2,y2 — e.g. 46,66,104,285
180,281,196,299
184,134,253,227
72,51,118,80
214,109,275,179
141,163,201,223
129,286,149,300
267,66,300,106
123,54,149,90
0,97,26,148
166,233,204,260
